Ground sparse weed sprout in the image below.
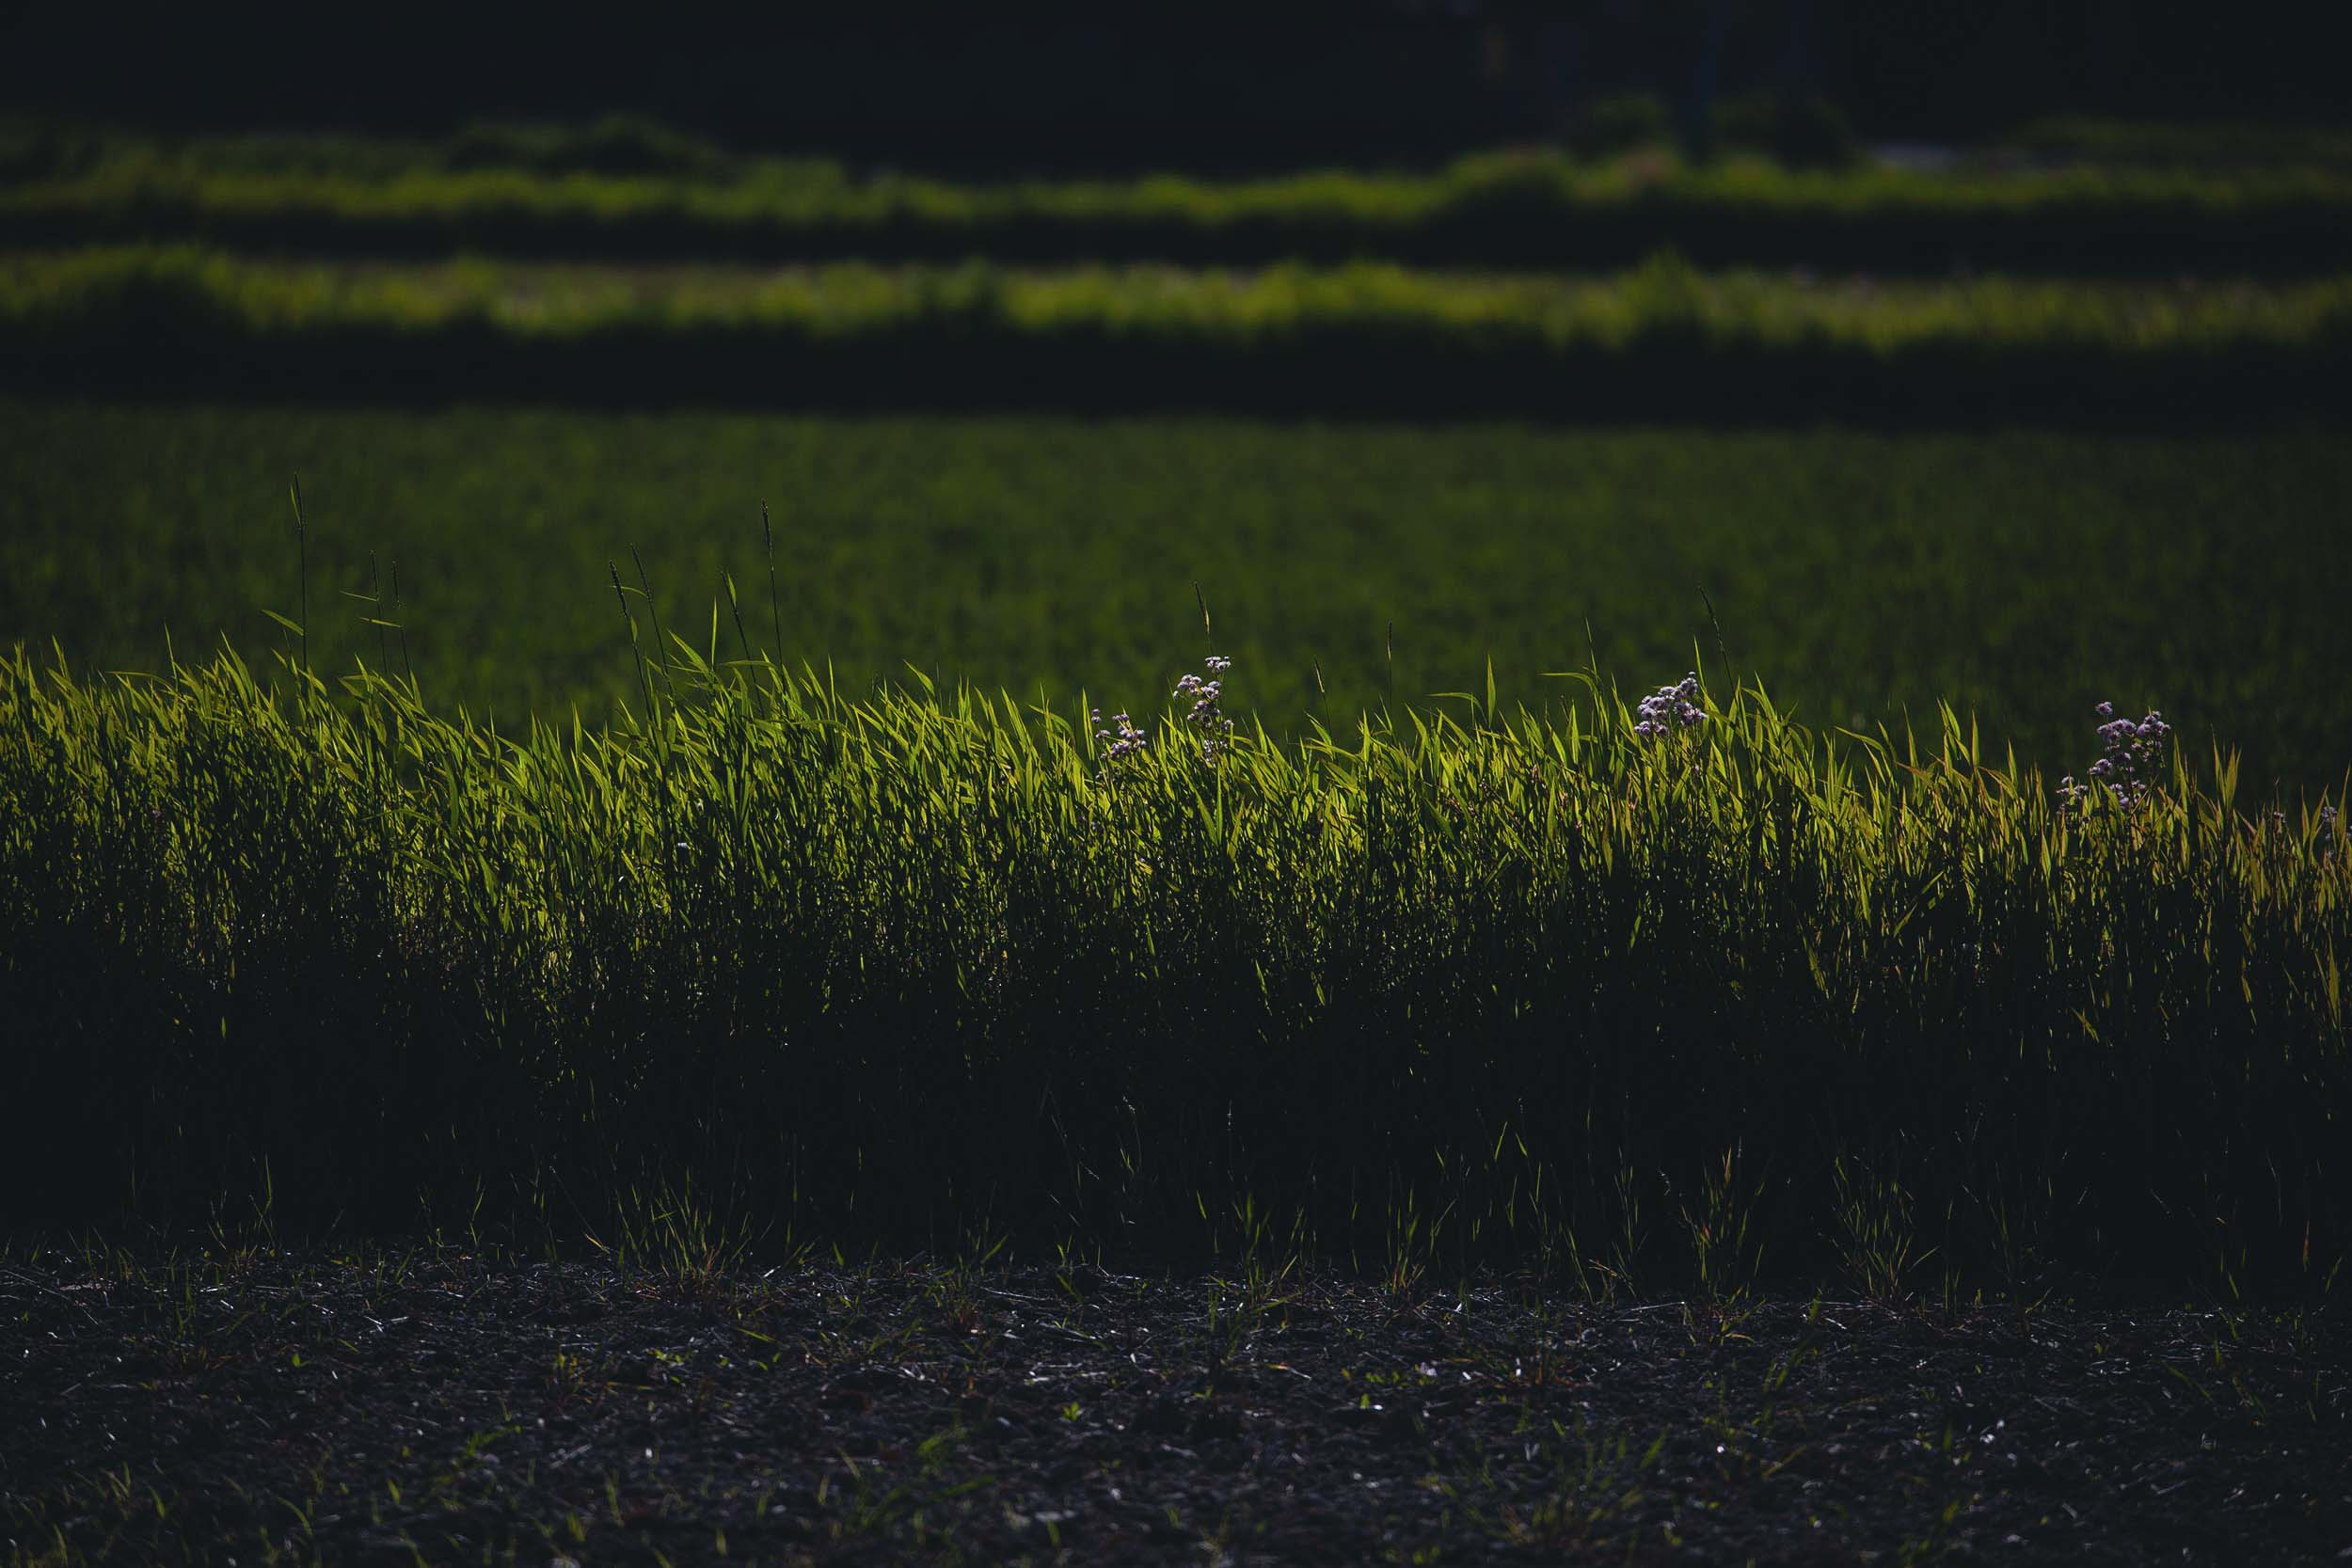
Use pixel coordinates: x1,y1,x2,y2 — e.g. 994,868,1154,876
1174,655,1235,766
1633,672,1708,739
2058,700,2172,813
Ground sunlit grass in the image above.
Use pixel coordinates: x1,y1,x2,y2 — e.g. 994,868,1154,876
7,246,2347,355
4,634,2344,1288
8,129,2350,267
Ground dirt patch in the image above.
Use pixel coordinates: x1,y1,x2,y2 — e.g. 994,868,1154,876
3,1250,2345,1564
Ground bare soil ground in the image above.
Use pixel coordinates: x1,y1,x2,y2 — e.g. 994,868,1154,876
4,1249,2345,1565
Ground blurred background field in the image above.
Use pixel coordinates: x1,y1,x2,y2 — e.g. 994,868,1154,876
10,247,2345,422
9,130,2351,273
8,399,2344,791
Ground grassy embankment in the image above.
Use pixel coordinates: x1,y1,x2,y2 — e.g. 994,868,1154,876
8,124,2352,271
6,246,2349,420
4,637,2344,1294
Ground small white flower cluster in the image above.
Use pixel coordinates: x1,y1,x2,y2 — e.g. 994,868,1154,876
1634,673,1708,739
1173,655,1235,765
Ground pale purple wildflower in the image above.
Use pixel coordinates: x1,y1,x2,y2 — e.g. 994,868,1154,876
1091,705,1148,784
2058,702,2171,813
1633,672,1708,740
1173,656,1236,765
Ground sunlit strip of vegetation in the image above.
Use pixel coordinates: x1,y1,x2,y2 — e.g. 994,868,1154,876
8,134,2351,235
6,247,2349,356
4,639,2344,1288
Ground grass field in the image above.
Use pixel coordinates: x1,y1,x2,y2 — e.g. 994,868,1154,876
8,103,2347,1568
5,400,2346,792
5,646,2344,1286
